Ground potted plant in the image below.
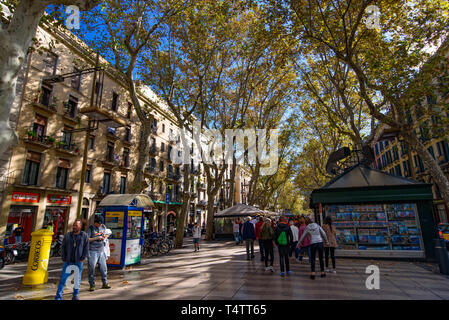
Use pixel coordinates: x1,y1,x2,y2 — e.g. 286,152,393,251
47,136,55,145
57,141,66,148
26,130,37,140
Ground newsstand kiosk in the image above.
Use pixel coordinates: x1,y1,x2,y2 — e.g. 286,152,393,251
99,194,154,268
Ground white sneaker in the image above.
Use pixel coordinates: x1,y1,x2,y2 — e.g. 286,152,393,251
270,266,274,272
265,267,270,271
325,269,330,273
331,270,337,274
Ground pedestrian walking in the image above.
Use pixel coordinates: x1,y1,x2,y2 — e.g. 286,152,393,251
238,219,244,244
242,216,256,260
274,216,293,277
298,217,329,280
288,220,299,259
233,219,241,245
259,218,275,272
297,216,311,262
193,222,201,252
13,224,23,243
255,216,265,261
55,219,89,300
323,216,338,273
87,216,111,291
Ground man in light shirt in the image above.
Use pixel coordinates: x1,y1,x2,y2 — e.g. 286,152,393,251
192,222,201,252
289,220,300,259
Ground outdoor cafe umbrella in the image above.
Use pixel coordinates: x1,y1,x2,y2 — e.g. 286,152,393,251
214,204,266,218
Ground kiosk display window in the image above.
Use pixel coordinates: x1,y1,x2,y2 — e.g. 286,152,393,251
326,203,423,251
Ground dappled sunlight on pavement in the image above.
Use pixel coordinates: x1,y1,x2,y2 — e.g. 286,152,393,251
1,237,449,300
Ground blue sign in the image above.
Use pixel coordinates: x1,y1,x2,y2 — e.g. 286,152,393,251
165,193,171,204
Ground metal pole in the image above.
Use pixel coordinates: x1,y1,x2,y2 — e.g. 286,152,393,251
164,201,168,233
76,120,92,219
77,53,99,220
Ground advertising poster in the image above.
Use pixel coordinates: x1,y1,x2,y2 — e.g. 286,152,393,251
125,239,141,265
107,239,122,265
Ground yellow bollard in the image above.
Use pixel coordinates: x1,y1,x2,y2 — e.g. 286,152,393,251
23,229,54,286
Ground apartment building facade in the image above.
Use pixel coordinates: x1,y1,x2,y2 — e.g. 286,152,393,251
0,21,201,242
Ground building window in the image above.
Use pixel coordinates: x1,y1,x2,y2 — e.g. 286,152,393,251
32,114,47,141
85,165,92,183
22,151,41,185
394,164,402,177
103,171,111,194
43,52,58,75
56,159,70,189
162,123,165,133
150,157,156,169
127,102,132,119
61,126,73,149
106,142,114,162
111,92,119,112
375,144,379,156
88,135,95,150
120,175,127,194
392,146,399,161
161,142,165,152
160,160,164,172
71,67,82,91
124,126,131,142
122,148,130,167
40,83,53,106
379,142,384,152
158,182,163,194
64,95,78,118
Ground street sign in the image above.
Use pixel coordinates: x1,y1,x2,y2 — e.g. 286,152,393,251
165,193,171,204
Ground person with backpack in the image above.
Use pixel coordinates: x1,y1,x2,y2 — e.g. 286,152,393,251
242,216,256,260
323,216,338,273
274,215,293,277
255,216,265,262
297,216,311,263
298,217,329,280
259,217,275,272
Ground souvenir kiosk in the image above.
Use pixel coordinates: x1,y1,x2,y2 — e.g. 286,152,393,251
99,194,154,268
310,164,437,261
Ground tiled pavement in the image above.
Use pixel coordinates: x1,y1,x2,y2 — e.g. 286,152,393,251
1,238,449,300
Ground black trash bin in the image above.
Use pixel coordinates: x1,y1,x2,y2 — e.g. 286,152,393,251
434,239,449,275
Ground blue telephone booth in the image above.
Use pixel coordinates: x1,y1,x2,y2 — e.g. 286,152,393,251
98,194,154,268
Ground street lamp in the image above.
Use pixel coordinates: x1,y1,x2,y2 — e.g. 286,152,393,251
43,53,127,220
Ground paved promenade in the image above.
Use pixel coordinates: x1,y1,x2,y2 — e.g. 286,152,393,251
1,238,449,300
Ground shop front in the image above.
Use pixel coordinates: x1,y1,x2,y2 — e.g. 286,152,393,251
44,194,72,240
5,192,40,243
311,164,437,261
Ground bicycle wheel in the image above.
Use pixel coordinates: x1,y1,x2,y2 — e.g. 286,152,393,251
142,244,151,258
150,244,159,256
159,243,169,254
5,251,15,265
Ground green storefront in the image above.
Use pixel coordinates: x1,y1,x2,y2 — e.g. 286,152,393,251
310,164,437,261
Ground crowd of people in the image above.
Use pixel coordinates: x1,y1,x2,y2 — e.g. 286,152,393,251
233,214,338,279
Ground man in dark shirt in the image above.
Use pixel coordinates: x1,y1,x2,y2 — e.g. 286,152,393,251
14,224,23,243
55,219,89,300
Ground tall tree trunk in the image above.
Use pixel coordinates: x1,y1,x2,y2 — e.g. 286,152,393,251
175,164,191,248
205,191,216,241
131,120,151,192
0,0,101,154
227,158,237,207
402,131,449,209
